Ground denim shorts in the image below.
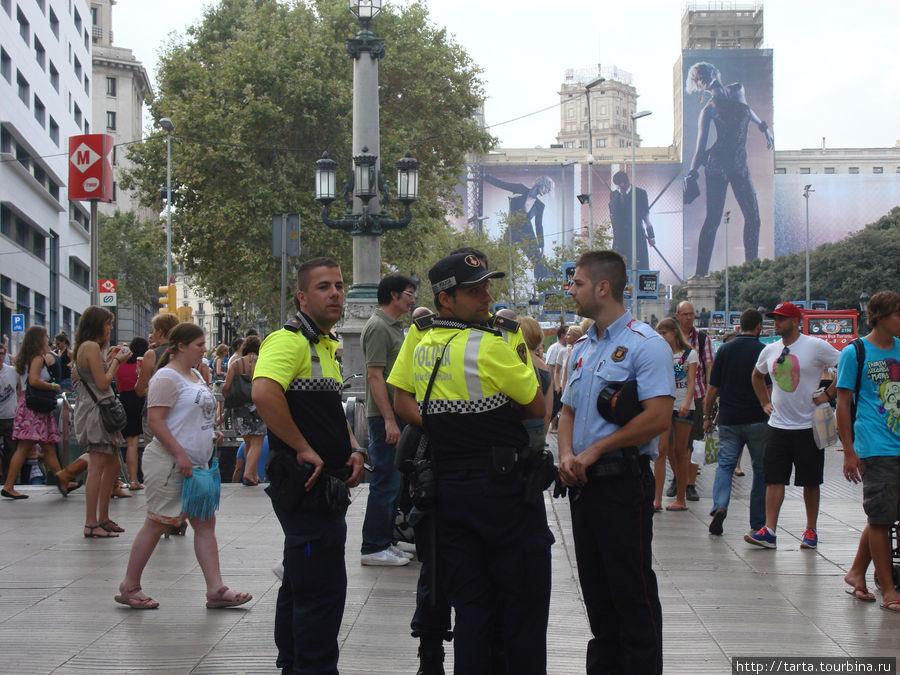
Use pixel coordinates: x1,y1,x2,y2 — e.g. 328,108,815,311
672,409,694,425
861,456,900,525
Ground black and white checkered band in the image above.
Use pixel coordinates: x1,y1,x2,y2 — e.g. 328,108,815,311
431,318,501,336
286,377,342,393
418,392,510,415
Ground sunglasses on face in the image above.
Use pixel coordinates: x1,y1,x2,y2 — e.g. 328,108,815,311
776,346,790,365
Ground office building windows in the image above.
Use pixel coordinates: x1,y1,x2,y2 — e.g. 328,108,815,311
17,7,30,43
106,76,116,96
49,60,58,90
17,70,29,105
49,7,59,37
873,167,884,174
1,47,9,82
34,95,46,127
849,167,859,174
824,167,835,174
34,36,45,70
106,111,116,130
49,116,59,145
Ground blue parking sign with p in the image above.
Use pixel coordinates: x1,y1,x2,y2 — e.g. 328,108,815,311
12,314,25,332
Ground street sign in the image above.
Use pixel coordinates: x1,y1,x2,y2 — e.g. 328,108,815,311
100,293,117,307
624,270,660,300
272,214,301,257
98,279,117,293
11,314,25,333
68,134,115,202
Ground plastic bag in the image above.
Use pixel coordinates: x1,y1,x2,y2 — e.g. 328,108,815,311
704,431,719,465
690,439,706,465
812,403,838,449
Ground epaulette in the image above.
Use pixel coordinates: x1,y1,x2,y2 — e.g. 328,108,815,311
284,312,319,344
433,317,501,337
413,313,435,331
488,314,520,333
574,335,589,344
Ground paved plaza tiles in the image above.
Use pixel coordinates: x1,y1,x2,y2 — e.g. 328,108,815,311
0,443,896,674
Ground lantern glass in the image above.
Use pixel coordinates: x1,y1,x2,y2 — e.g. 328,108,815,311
314,153,338,202
395,151,420,202
349,0,381,20
353,147,378,201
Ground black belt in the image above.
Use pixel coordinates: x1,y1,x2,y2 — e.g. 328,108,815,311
435,453,498,474
585,449,650,479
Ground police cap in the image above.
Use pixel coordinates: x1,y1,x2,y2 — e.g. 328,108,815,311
596,380,643,427
429,253,505,295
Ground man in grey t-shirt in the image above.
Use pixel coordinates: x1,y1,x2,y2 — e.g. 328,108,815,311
360,274,418,566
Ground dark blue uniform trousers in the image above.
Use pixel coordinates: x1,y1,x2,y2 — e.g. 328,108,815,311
272,503,347,674
570,467,663,675
436,474,553,675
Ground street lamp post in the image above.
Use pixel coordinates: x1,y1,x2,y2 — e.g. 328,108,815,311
803,184,814,306
584,76,605,249
559,159,576,248
158,118,175,283
859,291,869,333
630,110,651,320
724,211,731,322
313,1,420,390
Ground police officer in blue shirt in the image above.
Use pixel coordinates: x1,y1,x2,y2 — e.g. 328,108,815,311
558,250,674,675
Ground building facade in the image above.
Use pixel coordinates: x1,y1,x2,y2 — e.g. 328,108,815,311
1,0,93,346
556,65,643,152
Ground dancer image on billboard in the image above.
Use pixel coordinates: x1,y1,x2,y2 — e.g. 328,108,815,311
686,61,773,276
483,174,553,280
609,171,655,271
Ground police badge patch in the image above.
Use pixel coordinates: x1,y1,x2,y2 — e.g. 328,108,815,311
516,343,528,364
611,346,628,362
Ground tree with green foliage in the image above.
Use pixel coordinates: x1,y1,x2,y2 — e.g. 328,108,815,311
120,0,493,323
98,211,166,309
671,207,900,313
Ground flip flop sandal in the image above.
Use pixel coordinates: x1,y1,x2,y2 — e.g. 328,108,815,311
844,586,876,602
206,586,252,609
880,600,900,613
115,585,159,610
100,520,125,533
665,504,689,511
84,525,119,538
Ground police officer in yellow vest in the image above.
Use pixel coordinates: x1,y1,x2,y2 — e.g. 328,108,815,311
252,257,365,675
389,252,553,675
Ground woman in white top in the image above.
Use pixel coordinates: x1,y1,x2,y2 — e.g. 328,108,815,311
653,318,699,511
115,323,251,610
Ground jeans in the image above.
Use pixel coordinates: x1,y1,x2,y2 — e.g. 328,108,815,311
712,422,767,530
360,416,403,554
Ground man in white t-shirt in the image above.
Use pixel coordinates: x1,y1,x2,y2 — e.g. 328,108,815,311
746,302,839,550
544,326,568,431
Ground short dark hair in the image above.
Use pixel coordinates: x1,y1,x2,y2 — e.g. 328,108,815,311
434,287,457,312
556,326,568,339
612,171,629,186
297,257,340,292
54,331,70,346
739,308,763,332
241,335,261,355
244,328,259,337
230,337,244,352
377,274,416,306
449,246,488,267
867,290,900,328
575,250,627,302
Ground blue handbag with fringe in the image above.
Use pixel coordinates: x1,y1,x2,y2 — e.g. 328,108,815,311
181,458,221,520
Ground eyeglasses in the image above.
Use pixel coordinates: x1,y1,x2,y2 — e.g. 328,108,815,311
776,346,790,365
402,290,418,300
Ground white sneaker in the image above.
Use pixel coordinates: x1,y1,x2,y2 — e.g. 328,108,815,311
360,548,410,566
389,543,415,560
393,540,417,554
272,562,284,580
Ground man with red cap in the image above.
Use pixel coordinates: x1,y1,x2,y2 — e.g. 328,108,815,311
746,302,839,550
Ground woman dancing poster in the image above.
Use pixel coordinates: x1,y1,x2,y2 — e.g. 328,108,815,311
682,50,775,277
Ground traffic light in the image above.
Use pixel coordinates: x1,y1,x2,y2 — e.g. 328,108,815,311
176,305,193,323
158,285,176,314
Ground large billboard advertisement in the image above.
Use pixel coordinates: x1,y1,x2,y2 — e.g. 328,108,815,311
774,173,900,256
450,161,684,286
681,49,774,277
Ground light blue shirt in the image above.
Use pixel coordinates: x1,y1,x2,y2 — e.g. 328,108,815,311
836,337,900,458
561,312,675,459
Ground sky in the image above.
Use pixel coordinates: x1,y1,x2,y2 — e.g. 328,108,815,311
112,0,900,151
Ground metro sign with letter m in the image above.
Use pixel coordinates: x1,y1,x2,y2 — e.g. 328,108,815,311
68,134,114,201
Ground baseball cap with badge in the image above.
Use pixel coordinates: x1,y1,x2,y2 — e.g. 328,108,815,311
765,302,803,319
429,253,505,295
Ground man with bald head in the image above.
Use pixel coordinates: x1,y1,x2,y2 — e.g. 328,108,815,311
672,301,714,501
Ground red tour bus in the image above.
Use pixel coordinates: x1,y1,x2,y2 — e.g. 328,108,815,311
799,309,859,349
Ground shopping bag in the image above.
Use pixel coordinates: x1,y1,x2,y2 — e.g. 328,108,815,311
704,431,719,465
812,404,839,449
690,439,706,466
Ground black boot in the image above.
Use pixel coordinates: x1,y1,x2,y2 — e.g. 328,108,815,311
416,638,445,675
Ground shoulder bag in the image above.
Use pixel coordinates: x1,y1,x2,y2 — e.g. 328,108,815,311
223,357,253,409
25,365,58,414
83,377,127,433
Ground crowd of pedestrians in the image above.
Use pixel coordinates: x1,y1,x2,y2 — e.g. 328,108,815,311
0,253,895,674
